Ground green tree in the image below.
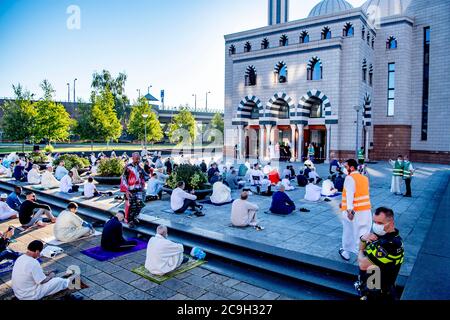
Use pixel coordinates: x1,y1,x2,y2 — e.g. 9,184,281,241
74,102,98,149
127,97,163,145
168,108,197,144
0,84,38,151
91,70,130,124
210,113,224,133
90,89,122,143
34,80,74,145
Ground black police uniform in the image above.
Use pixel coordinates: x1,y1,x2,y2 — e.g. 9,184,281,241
358,229,404,301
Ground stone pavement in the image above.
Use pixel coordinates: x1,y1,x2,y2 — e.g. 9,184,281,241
2,161,448,280
0,220,292,300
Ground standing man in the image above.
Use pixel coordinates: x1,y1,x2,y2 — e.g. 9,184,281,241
339,159,373,262
389,156,404,195
121,152,146,227
403,155,414,198
358,147,365,165
308,144,315,163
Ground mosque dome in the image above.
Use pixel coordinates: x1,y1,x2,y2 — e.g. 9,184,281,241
361,0,409,18
308,0,354,18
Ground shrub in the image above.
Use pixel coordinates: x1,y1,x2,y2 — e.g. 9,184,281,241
166,164,209,190
98,158,125,177
44,145,55,153
53,154,90,170
29,152,49,163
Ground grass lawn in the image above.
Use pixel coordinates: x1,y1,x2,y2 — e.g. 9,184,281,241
0,143,222,154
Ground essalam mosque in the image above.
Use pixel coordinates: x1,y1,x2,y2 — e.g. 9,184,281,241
223,0,450,164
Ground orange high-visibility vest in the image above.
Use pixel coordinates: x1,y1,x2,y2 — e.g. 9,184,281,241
341,173,371,212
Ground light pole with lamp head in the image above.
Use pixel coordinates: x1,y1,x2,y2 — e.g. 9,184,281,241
67,83,70,103
205,91,211,112
143,113,149,152
148,85,152,94
353,105,363,159
73,78,77,104
137,89,141,99
192,94,197,111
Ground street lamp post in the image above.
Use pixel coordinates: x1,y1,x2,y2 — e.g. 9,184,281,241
137,89,141,99
143,114,149,151
353,105,363,159
73,78,77,104
67,83,70,103
192,94,197,111
206,91,211,112
148,85,152,94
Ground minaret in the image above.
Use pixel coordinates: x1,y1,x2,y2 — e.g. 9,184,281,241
268,0,289,25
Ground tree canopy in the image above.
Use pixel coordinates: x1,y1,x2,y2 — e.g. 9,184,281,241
168,108,197,144
210,113,224,133
127,97,164,144
90,89,123,143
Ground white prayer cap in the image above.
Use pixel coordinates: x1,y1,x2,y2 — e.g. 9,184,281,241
1,194,7,199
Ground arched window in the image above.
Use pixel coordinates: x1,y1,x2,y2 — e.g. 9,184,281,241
229,45,236,55
362,59,367,82
343,23,354,37
244,41,252,53
261,38,269,50
279,34,288,47
274,61,288,84
245,66,257,86
300,31,310,44
369,64,373,86
248,102,260,119
387,36,398,49
362,26,366,40
307,57,322,80
273,99,290,119
321,27,332,40
309,97,323,118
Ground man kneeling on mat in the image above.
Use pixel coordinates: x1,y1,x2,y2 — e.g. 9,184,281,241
54,202,94,243
145,225,187,276
101,211,137,252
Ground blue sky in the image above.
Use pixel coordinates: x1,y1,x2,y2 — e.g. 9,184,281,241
0,0,365,109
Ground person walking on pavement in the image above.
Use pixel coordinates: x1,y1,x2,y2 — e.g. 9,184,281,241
339,159,373,262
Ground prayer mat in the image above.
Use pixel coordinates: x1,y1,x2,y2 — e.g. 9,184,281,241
198,199,234,206
132,256,206,284
162,209,196,215
0,260,14,276
321,193,342,198
43,231,102,246
30,185,59,191
264,210,293,217
80,238,147,262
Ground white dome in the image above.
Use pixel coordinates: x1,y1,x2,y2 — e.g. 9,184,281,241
361,0,411,18
308,0,354,17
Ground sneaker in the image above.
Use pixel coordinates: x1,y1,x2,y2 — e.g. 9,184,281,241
255,225,265,231
194,211,205,217
339,248,351,261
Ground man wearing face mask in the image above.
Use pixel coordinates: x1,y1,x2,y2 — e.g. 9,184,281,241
339,159,373,262
389,156,404,195
356,207,404,301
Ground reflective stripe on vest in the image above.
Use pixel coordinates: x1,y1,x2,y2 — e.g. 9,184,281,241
358,150,364,160
393,161,403,176
403,161,412,178
341,173,372,212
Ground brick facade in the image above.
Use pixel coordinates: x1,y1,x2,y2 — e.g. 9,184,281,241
371,125,411,160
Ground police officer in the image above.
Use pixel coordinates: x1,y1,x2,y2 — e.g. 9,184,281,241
357,207,404,301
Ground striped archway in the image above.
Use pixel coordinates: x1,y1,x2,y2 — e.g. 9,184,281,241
263,92,296,125
363,92,372,127
232,95,264,125
295,89,337,125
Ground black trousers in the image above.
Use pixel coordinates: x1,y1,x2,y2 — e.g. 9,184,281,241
103,240,138,252
405,178,412,196
175,199,198,214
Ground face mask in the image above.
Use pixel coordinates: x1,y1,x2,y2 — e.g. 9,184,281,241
373,223,387,236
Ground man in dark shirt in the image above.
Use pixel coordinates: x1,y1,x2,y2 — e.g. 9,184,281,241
0,227,20,263
19,192,56,228
13,161,26,182
164,158,173,175
357,207,404,301
7,186,23,211
199,160,207,173
101,211,137,252
207,163,219,183
270,185,296,215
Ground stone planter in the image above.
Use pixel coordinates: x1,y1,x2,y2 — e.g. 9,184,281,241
162,187,213,200
94,176,121,186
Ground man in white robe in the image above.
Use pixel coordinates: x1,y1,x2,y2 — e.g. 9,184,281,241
27,165,41,185
70,167,84,185
389,156,404,195
210,180,232,204
0,193,18,221
41,166,60,189
231,191,263,230
145,225,185,276
55,161,69,181
304,179,322,202
54,202,93,243
281,177,295,191
321,178,338,197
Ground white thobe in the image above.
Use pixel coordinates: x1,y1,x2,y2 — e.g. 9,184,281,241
54,210,91,242
27,169,41,185
341,173,372,254
0,201,18,220
263,165,272,175
145,234,184,276
60,175,73,193
321,180,337,196
389,160,402,194
210,182,232,204
231,199,259,227
55,166,68,181
304,184,322,202
281,178,295,191
41,171,60,189
70,168,84,184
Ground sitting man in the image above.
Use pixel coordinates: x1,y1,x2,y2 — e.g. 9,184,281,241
70,167,84,185
270,185,296,215
27,165,41,185
334,172,345,192
0,226,20,263
308,167,323,185
54,161,69,181
170,181,204,217
250,165,264,186
259,176,273,196
19,192,56,228
12,160,26,182
54,202,94,243
101,211,138,252
60,171,79,194
6,186,22,211
321,177,338,197
209,171,221,185
304,178,322,202
146,173,165,201
145,225,187,276
210,177,232,205
12,240,74,300
41,165,60,189
0,193,18,221
281,175,295,191
231,191,263,230
226,169,243,190
297,170,308,187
